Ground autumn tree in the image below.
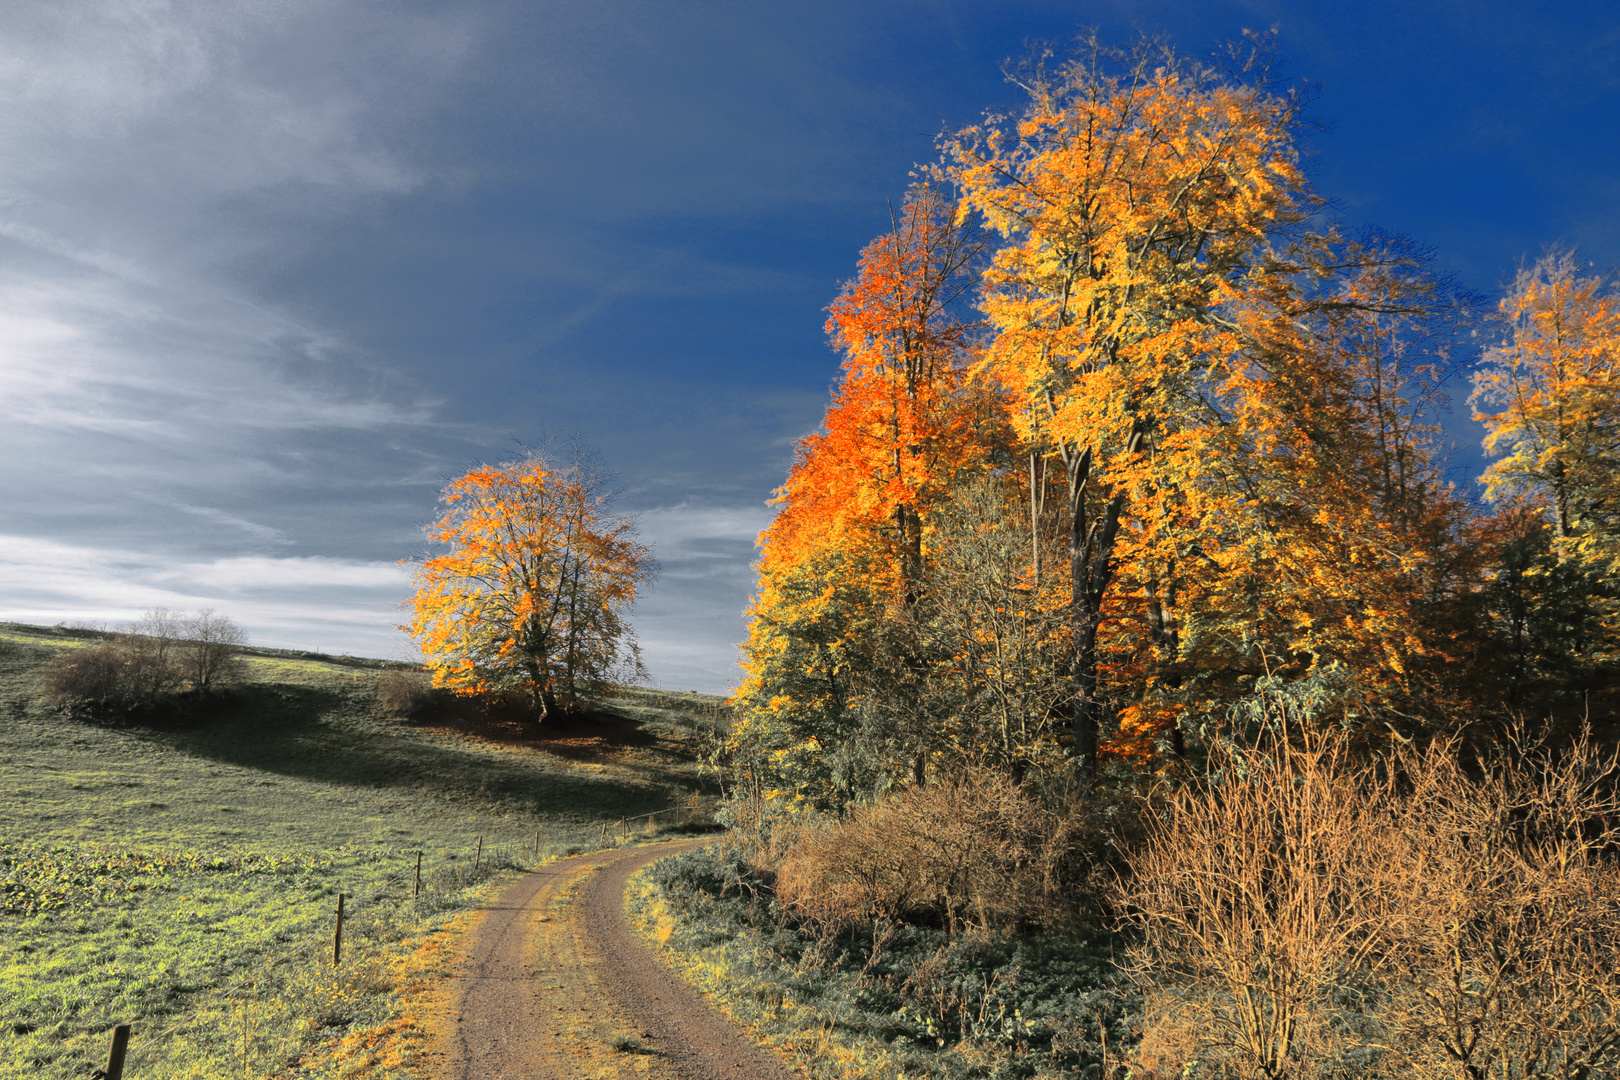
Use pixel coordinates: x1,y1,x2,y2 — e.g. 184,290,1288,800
404,451,654,721
740,33,1489,799
942,37,1483,768
1473,250,1620,563
945,35,1326,770
1472,250,1620,677
732,187,1004,803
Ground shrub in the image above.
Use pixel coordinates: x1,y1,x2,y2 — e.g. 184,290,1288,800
1114,728,1620,1080
38,642,135,713
178,608,247,693
37,608,247,717
1116,734,1403,1079
375,669,438,718
774,772,1113,938
1382,731,1620,1079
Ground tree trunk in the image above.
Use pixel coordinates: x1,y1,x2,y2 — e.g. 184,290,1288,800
1065,447,1125,780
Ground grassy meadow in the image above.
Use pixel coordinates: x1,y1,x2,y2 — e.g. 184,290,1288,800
0,623,722,1079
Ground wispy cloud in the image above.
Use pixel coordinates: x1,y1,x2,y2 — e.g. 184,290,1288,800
628,502,774,693
0,534,416,657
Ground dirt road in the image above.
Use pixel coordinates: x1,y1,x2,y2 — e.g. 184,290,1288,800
426,838,801,1080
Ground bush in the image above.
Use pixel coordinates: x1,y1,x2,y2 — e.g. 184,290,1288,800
375,669,438,718
774,772,1114,938
37,608,247,717
1115,729,1620,1080
38,642,136,712
1117,734,1402,1078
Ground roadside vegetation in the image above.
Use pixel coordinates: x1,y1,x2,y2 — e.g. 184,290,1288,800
641,30,1620,1080
0,622,717,1079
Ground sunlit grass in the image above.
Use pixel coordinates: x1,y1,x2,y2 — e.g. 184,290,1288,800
0,623,722,1077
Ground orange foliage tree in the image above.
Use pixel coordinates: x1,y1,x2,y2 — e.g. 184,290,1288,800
943,37,1478,769
945,36,1324,770
737,35,1491,800
404,452,654,720
733,186,1007,802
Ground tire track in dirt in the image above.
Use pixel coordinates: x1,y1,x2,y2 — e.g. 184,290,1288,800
429,838,801,1080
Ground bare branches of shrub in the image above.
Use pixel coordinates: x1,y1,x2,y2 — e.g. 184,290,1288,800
1384,731,1620,1080
39,607,248,716
1117,735,1404,1079
1115,729,1620,1080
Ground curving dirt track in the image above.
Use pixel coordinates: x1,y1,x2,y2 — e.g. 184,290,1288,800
425,838,801,1080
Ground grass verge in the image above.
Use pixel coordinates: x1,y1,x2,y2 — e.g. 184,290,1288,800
627,843,1140,1080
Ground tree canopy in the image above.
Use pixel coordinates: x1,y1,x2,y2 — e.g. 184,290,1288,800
404,452,654,720
730,34,1619,808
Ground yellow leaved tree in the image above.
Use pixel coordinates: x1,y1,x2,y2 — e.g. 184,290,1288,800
1473,249,1620,581
946,36,1473,769
403,452,654,721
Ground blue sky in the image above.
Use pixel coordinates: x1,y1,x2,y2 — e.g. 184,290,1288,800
1,1,1616,693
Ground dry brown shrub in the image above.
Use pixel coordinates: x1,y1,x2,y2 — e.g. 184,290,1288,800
40,634,186,714
1382,730,1620,1079
1116,727,1620,1080
774,772,1110,938
1116,734,1405,1080
39,607,246,716
376,669,438,717
38,641,131,711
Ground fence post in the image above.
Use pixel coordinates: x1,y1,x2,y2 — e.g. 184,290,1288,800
414,852,422,898
475,836,482,871
333,894,345,966
102,1023,131,1080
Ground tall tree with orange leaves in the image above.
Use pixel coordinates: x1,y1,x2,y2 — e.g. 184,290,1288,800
944,36,1320,771
739,34,1491,799
733,187,1005,803
405,451,654,721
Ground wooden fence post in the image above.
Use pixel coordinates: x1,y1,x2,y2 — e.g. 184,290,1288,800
333,894,345,966
102,1023,131,1080
474,836,482,872
414,852,422,898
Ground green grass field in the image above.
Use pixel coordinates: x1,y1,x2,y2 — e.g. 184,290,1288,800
0,623,724,1078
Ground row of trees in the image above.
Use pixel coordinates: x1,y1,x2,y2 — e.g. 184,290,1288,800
732,36,1619,806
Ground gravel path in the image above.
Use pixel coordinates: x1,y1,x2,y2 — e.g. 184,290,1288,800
430,838,802,1080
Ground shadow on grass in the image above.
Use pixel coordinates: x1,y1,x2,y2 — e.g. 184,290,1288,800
130,682,687,824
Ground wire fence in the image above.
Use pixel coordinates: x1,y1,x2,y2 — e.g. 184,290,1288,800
79,805,716,1077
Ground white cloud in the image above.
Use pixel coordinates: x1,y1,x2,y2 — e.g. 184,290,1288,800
0,1,474,208
628,502,773,693
0,534,416,657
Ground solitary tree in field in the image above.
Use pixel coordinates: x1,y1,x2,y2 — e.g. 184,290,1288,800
404,452,654,721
